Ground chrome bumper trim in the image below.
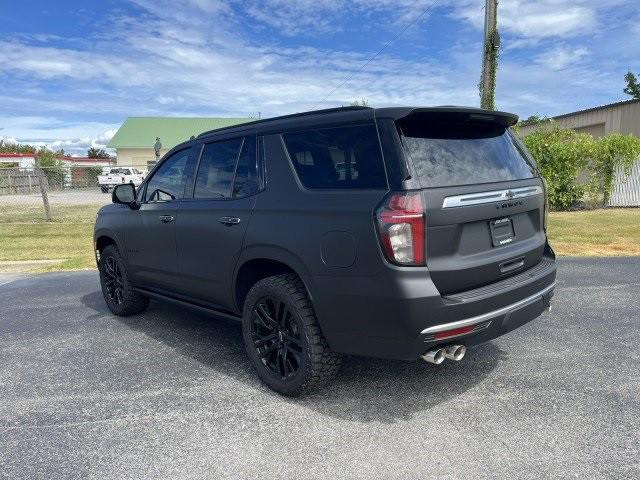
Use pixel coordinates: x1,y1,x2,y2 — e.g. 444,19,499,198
421,282,556,335
442,185,543,208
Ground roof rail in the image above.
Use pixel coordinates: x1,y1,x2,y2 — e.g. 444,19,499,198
197,106,372,138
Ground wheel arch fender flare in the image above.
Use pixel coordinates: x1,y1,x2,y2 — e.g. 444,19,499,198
232,245,317,312
94,228,126,265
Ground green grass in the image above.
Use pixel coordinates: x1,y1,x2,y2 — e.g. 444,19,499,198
548,208,640,256
0,204,638,273
0,204,99,272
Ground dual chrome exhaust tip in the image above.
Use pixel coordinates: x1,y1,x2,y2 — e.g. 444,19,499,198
421,345,466,364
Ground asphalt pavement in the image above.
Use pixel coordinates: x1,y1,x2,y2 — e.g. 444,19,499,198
1,258,639,479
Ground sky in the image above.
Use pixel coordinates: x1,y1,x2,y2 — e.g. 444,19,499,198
1,0,639,156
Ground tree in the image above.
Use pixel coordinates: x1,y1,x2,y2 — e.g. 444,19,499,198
518,115,548,127
0,140,36,154
350,98,369,107
87,147,111,159
37,147,65,189
623,71,640,99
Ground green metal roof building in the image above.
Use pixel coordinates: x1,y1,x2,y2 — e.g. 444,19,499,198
108,117,253,168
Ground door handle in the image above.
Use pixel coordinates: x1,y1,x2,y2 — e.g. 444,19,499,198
159,214,174,223
218,216,241,225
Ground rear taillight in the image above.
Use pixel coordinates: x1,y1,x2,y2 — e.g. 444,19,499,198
375,191,425,266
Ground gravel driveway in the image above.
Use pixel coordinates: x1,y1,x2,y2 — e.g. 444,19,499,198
1,258,638,479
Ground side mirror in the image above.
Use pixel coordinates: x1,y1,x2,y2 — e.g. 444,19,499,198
112,183,137,208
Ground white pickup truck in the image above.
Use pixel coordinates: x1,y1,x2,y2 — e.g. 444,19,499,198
97,167,145,193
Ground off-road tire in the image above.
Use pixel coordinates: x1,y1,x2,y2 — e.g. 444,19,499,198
242,273,341,396
98,244,149,316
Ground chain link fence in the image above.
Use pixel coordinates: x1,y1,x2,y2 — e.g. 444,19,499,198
0,165,149,272
0,165,146,217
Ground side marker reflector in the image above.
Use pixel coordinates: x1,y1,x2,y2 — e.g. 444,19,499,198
434,325,475,340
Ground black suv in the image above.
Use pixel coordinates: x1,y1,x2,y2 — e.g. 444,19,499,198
95,106,556,395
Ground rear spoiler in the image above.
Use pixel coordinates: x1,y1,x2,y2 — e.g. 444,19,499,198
379,107,519,128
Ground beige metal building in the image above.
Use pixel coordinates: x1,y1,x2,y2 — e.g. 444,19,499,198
519,99,640,138
520,99,640,206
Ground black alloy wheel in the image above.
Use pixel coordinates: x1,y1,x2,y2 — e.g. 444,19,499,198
242,273,341,396
103,255,125,305
250,296,303,380
98,244,149,316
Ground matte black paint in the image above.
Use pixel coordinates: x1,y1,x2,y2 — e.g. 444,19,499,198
95,106,556,361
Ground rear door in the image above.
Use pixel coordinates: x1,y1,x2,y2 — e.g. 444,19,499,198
394,111,546,294
174,134,261,309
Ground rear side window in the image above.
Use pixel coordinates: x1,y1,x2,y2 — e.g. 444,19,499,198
194,138,243,198
399,119,535,188
233,136,260,197
283,124,387,189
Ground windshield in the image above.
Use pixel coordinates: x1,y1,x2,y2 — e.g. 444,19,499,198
399,120,535,188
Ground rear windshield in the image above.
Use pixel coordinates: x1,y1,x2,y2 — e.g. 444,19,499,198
399,120,535,188
282,124,387,189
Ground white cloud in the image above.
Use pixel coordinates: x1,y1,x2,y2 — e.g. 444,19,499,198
1,117,119,156
1,135,19,145
0,9,479,118
47,132,116,156
242,0,440,35
156,95,186,105
534,47,590,71
1,0,636,151
454,0,596,39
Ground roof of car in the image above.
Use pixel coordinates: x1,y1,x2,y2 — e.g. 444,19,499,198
194,106,518,142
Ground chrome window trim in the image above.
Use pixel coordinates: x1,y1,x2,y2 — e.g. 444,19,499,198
442,185,543,208
420,282,555,335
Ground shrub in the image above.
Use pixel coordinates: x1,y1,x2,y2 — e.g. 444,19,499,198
86,166,104,187
522,125,593,210
586,133,640,206
521,123,640,210
37,147,65,188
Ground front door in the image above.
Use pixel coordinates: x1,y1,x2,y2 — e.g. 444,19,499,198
124,146,194,291
175,135,261,309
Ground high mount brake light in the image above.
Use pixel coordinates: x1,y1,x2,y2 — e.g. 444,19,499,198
375,191,426,266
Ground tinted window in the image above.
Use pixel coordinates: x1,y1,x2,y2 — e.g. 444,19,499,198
400,120,535,188
283,124,387,189
194,138,243,198
145,148,191,201
232,136,260,197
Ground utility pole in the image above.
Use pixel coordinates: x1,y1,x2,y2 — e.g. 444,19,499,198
34,152,53,221
479,0,499,110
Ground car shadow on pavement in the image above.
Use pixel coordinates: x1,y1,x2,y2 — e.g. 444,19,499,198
82,291,506,424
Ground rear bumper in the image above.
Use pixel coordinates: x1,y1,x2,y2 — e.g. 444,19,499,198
313,255,556,361
420,282,554,341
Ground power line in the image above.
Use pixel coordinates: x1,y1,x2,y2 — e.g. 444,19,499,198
313,4,436,109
